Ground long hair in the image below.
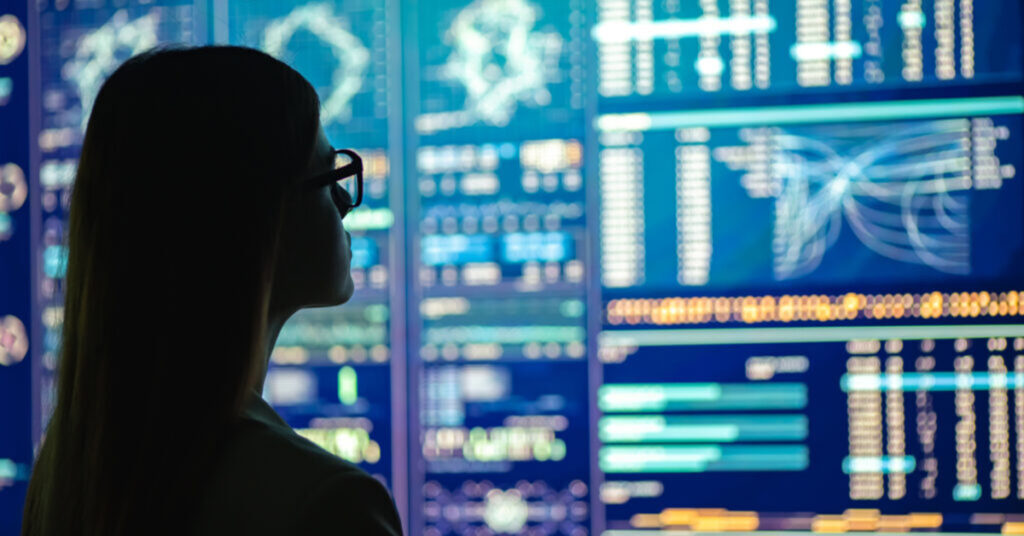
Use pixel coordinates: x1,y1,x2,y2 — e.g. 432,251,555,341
22,46,321,535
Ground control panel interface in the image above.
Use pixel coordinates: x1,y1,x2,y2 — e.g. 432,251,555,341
14,0,1024,534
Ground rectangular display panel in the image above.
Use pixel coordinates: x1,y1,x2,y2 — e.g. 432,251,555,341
594,0,1023,104
0,1,32,532
596,101,1024,293
405,0,592,534
595,66,1024,536
19,1,1024,534
597,327,1024,534
224,0,404,495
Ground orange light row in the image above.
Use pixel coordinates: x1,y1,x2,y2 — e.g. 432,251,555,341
628,508,962,533
606,291,1024,326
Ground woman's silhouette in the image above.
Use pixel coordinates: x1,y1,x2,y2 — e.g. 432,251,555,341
22,46,402,535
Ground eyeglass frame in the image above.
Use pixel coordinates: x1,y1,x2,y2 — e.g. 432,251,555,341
303,148,364,212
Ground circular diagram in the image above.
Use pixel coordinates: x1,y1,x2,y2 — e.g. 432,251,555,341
0,15,26,65
483,489,530,533
0,315,28,366
0,163,27,212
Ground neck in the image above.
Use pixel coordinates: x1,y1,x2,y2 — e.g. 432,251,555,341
257,307,292,394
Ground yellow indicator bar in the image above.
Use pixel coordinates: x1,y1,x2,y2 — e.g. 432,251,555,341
635,508,762,532
628,514,661,529
812,515,848,533
909,513,944,529
876,515,911,532
630,508,947,532
659,508,700,526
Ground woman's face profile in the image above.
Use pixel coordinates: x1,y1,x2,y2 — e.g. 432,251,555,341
271,124,354,313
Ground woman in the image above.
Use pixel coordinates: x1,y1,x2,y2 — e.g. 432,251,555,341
22,46,402,535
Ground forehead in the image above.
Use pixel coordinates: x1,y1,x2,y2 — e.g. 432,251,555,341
313,127,334,164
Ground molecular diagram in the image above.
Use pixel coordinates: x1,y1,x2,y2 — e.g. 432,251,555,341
64,10,159,131
261,3,369,125
442,0,562,127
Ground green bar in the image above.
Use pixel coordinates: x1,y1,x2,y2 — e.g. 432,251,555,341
599,324,1024,348
596,96,1024,131
599,383,807,412
600,445,808,473
342,207,394,231
600,415,808,443
338,366,358,405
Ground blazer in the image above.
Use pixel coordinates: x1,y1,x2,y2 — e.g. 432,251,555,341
194,392,403,535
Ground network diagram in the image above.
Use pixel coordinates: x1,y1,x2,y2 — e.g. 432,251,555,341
771,120,975,280
260,2,370,126
63,10,159,131
437,0,562,128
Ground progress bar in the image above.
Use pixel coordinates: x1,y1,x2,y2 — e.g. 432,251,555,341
599,324,1024,347
595,96,1024,131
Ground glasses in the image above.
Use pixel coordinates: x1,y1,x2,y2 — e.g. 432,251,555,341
305,148,363,217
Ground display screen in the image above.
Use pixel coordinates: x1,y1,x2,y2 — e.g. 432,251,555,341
11,0,1024,534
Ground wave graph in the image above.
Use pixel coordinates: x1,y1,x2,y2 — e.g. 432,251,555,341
772,120,974,280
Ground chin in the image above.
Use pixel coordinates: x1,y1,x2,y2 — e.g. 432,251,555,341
335,273,355,304
308,274,354,308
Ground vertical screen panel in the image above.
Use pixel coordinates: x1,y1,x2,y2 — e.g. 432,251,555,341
226,0,402,492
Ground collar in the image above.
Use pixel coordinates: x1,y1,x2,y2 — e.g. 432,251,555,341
241,390,291,429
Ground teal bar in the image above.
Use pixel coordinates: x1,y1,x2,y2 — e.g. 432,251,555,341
599,415,808,443
953,483,982,502
0,458,27,482
599,383,807,412
899,11,927,29
599,324,1024,348
600,445,808,473
0,459,16,480
424,325,585,344
342,207,394,231
842,455,916,474
277,322,387,347
842,372,1023,392
596,96,1024,131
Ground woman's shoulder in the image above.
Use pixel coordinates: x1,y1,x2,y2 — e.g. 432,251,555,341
294,460,403,534
195,395,401,534
227,408,367,485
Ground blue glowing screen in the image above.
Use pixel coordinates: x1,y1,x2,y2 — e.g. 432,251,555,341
7,0,1024,534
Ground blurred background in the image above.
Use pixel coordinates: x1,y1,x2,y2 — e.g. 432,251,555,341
2,0,1024,534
